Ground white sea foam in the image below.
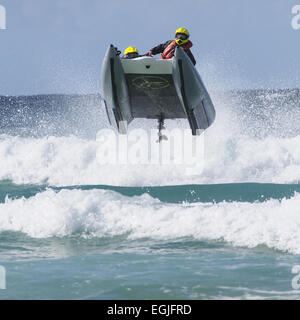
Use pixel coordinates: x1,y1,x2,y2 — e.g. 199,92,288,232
0,130,299,185
1,188,300,254
1,87,300,186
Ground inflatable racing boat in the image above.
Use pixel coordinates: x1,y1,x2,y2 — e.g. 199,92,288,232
101,45,216,137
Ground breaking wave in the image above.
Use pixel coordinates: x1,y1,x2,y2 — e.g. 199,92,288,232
1,188,300,254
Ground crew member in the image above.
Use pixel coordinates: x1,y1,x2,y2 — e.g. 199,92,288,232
122,46,140,59
145,27,196,65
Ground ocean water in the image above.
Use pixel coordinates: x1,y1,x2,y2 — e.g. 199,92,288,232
0,89,300,299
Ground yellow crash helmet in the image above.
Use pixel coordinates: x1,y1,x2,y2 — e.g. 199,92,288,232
123,46,139,58
175,27,190,45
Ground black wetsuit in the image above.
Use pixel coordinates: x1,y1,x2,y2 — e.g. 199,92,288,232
150,40,196,65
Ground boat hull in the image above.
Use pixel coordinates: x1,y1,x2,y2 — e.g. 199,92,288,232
101,45,216,135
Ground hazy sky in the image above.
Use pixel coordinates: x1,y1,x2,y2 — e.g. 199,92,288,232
0,0,300,95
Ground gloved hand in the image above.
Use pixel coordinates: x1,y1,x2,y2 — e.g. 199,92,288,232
146,51,153,56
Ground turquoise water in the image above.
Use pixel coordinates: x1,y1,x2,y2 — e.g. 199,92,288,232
2,247,300,299
1,181,300,203
1,91,300,299
1,182,300,299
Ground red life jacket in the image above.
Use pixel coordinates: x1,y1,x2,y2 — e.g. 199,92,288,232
161,40,193,60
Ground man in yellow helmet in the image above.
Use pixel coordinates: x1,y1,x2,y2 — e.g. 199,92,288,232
122,46,140,59
145,27,196,65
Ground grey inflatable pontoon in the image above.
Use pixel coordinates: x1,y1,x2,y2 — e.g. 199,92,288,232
101,44,216,136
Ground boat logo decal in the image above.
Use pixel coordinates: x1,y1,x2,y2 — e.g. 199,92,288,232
132,76,170,90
